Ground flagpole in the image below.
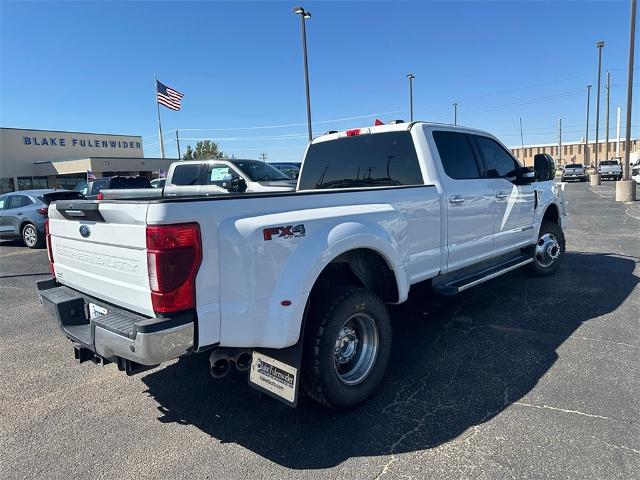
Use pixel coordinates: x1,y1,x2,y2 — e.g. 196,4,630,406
154,74,165,159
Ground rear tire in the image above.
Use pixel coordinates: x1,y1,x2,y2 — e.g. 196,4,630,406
22,223,44,249
522,221,565,277
301,286,391,410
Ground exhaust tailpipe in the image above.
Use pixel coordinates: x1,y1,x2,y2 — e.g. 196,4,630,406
209,349,231,378
234,351,253,372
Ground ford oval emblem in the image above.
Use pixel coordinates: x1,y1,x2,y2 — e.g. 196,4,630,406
79,225,91,238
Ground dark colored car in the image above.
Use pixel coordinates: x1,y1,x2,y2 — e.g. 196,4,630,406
269,162,302,180
74,176,152,199
0,189,84,248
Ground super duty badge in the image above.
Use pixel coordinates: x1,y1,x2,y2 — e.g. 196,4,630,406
263,224,306,241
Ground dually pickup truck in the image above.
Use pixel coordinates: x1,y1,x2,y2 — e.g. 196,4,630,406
37,122,567,410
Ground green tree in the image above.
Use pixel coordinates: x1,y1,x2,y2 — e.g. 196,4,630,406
182,140,228,160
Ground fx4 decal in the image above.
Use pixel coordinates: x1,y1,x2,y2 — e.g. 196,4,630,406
263,224,306,241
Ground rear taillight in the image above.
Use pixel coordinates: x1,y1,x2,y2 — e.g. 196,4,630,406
37,207,48,215
146,223,202,314
45,220,55,275
96,192,104,200
345,129,361,136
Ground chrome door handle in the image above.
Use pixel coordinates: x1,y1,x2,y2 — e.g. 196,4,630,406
16,212,23,216
495,192,508,200
449,195,465,204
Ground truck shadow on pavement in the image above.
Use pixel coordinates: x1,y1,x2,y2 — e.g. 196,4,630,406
141,252,638,469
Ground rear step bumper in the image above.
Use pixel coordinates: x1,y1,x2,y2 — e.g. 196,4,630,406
36,278,194,370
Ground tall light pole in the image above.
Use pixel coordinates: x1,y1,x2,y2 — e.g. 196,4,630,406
617,0,637,202
593,40,605,186
407,74,415,121
585,85,592,167
294,6,313,142
558,118,562,163
605,71,611,161
453,102,458,125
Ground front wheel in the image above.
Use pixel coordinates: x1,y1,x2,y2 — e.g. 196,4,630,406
522,221,565,277
301,286,391,410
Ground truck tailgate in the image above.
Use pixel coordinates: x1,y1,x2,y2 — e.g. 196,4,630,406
49,201,154,317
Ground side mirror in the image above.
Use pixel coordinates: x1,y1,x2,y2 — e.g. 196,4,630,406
230,178,247,193
516,166,535,185
534,154,556,181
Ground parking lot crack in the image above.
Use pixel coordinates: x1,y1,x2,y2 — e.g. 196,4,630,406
513,401,615,421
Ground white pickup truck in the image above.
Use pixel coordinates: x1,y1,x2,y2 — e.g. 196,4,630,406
37,122,567,410
598,159,623,181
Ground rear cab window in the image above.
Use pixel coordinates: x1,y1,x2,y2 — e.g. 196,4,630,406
38,191,85,204
298,131,424,190
171,164,201,185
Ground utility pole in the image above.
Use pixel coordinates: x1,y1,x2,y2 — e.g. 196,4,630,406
294,6,313,142
259,153,267,162
558,118,562,163
407,74,415,121
592,40,605,186
585,85,592,167
453,102,458,125
605,71,611,161
616,106,622,157
519,117,524,150
617,0,637,201
176,129,181,159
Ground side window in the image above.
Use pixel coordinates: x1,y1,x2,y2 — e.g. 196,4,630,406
171,165,201,186
432,131,481,180
473,136,519,179
90,179,108,195
205,163,239,190
7,195,32,209
0,195,6,210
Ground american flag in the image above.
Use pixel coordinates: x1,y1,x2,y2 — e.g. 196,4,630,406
156,80,184,111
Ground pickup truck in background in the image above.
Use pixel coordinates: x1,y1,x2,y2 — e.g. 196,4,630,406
561,163,587,182
37,121,567,410
598,159,622,181
100,159,297,200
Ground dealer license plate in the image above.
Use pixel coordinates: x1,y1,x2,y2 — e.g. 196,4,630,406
249,351,297,403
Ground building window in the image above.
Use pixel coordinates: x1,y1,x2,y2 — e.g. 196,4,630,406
32,177,49,189
0,178,15,194
17,177,33,190
578,145,582,154
570,145,574,154
55,175,84,189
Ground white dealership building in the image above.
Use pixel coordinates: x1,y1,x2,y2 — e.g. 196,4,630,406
0,127,175,193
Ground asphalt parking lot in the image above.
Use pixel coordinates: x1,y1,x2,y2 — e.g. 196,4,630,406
1,182,639,480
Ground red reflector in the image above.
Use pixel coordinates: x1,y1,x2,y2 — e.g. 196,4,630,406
37,207,48,215
45,220,55,275
146,223,202,314
281,300,292,306
345,129,361,137
96,192,104,200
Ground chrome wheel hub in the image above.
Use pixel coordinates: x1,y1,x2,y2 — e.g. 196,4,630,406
333,313,379,385
24,226,36,246
335,326,359,365
535,233,560,268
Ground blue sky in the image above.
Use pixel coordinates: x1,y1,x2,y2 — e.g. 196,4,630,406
1,0,638,162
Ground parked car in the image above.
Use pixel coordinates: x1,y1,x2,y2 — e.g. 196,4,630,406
598,160,622,181
38,121,566,410
150,178,166,189
0,189,84,248
561,163,587,182
73,176,152,199
270,162,302,180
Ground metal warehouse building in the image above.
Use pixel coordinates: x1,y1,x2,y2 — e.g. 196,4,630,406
0,127,175,193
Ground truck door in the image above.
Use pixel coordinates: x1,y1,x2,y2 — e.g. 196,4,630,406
471,135,535,255
431,130,494,271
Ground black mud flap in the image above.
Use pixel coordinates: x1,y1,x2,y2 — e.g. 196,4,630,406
247,318,306,408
